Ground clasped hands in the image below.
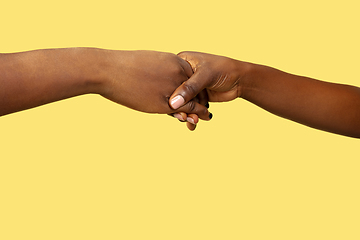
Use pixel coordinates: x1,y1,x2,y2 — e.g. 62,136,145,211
101,50,247,130
2,47,359,137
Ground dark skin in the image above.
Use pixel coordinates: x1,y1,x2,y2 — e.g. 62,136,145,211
0,48,211,120
170,52,360,138
3,48,359,137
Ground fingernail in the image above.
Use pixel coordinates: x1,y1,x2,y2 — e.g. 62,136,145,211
187,117,195,124
173,113,184,121
205,102,209,108
209,113,213,119
170,95,185,109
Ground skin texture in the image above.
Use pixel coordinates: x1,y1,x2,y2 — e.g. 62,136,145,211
0,48,211,120
170,51,360,138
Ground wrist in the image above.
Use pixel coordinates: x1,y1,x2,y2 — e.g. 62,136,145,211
234,59,256,99
238,61,280,101
73,47,111,95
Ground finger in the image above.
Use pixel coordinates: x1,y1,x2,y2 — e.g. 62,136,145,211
169,69,212,110
169,93,206,123
179,93,206,125
185,101,199,131
197,89,209,107
172,112,187,122
176,100,212,121
186,122,196,131
186,113,199,125
171,112,199,124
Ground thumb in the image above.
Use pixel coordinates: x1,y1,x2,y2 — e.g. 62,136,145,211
169,68,212,110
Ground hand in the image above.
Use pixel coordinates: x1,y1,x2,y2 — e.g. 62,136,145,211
98,50,211,120
169,51,251,128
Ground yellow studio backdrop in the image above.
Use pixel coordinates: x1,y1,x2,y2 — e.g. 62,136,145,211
0,0,359,239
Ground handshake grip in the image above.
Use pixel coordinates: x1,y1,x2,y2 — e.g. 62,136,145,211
169,51,246,130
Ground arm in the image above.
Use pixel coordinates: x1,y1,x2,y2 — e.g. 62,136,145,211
0,48,210,119
169,52,360,138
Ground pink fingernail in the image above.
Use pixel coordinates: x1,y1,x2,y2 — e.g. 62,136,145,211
173,113,184,121
187,117,195,124
170,95,185,109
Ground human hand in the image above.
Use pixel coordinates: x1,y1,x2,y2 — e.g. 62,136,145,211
98,50,211,120
169,51,252,128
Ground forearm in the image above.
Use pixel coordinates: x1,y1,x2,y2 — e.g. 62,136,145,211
0,48,106,116
240,63,360,138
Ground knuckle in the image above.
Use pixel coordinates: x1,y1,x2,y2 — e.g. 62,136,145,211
177,51,185,57
187,101,196,112
177,51,188,57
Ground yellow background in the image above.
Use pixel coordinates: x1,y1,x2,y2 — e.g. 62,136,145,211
1,0,359,239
